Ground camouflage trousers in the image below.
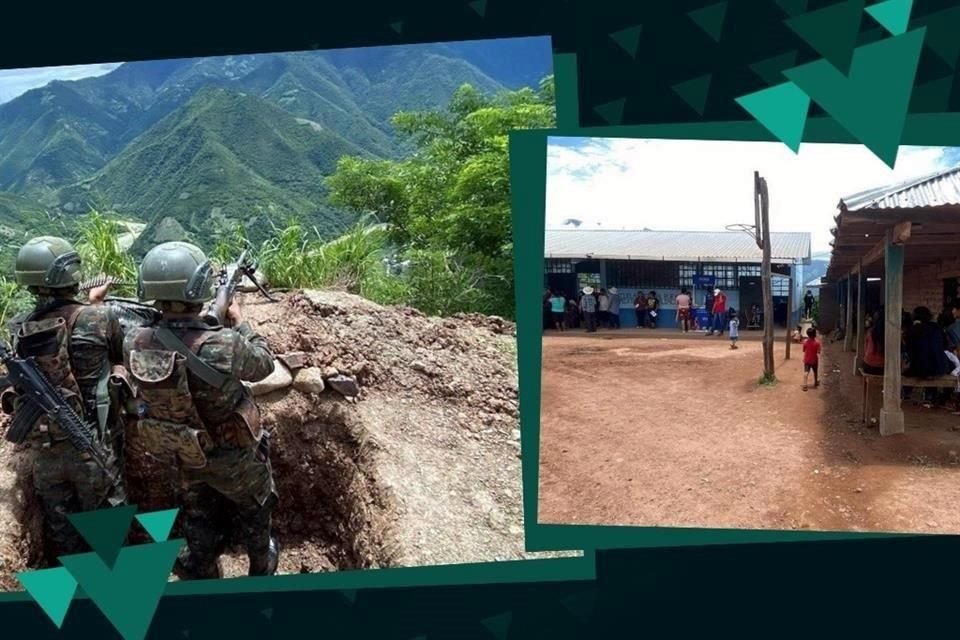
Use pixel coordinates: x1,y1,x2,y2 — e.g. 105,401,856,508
174,437,277,580
31,440,126,561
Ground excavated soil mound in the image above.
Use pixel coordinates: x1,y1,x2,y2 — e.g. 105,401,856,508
0,289,542,586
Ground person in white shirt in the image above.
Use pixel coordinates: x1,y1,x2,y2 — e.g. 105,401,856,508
675,288,692,333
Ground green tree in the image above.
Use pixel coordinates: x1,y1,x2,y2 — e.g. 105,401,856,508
327,76,556,319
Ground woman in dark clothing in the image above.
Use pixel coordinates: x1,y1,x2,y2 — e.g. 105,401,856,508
904,306,951,404
564,298,580,329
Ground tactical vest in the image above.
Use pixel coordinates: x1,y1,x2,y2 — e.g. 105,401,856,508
8,302,95,446
126,323,263,470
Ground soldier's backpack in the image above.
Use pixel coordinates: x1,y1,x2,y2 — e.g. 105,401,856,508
125,323,263,469
7,301,89,445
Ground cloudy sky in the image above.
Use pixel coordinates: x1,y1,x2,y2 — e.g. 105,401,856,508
546,137,960,255
0,62,123,104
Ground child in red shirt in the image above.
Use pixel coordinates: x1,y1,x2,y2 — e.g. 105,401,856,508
802,327,822,391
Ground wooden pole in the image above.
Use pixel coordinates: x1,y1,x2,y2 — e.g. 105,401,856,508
844,274,855,352
880,229,905,436
785,275,793,360
855,260,865,375
760,177,775,378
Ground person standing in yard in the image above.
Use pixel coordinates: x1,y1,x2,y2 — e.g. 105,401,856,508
634,291,648,328
647,291,660,329
863,310,885,375
608,287,621,329
728,308,740,350
703,288,715,329
675,288,692,333
710,288,727,336
548,290,566,331
564,297,580,330
802,327,822,391
580,287,598,333
803,290,815,319
597,288,610,329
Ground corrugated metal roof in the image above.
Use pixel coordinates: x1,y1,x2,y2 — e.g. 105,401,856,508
842,164,960,211
544,229,811,263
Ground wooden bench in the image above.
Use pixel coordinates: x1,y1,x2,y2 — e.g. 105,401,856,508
859,368,958,423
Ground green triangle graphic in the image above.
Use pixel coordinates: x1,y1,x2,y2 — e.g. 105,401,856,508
341,589,357,603
135,509,178,543
468,0,487,17
917,5,960,68
688,2,728,43
593,98,626,125
865,0,913,36
735,81,810,152
481,611,512,640
783,27,926,167
66,505,137,568
260,607,274,620
909,74,954,112
560,589,597,624
17,567,78,628
59,539,184,640
609,25,643,58
671,73,713,116
774,0,809,17
390,21,404,34
785,0,866,75
749,50,799,86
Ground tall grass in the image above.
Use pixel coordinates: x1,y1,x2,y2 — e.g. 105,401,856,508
74,209,138,297
0,275,31,342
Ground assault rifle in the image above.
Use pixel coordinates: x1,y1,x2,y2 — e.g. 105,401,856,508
203,249,276,327
0,341,119,484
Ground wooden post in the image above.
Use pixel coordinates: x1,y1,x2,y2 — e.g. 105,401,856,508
880,230,905,436
844,274,854,352
761,180,775,378
784,276,793,360
855,260,865,375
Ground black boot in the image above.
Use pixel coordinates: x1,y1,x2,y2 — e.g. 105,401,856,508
248,536,280,576
174,547,222,581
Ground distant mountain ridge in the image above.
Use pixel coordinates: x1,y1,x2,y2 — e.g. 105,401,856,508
0,37,552,254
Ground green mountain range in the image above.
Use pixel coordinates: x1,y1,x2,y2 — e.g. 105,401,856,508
0,38,551,257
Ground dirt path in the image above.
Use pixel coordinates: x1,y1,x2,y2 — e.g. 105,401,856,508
538,332,960,533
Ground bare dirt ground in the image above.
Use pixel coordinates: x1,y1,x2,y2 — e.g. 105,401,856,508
539,330,960,534
0,290,573,590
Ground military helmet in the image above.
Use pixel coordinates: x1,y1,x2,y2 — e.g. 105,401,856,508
14,236,82,288
138,241,215,303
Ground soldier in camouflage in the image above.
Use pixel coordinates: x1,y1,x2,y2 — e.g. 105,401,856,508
125,241,278,579
8,236,127,559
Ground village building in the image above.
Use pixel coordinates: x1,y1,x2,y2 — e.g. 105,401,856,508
544,229,812,328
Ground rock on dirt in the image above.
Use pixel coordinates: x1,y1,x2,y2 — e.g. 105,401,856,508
293,367,326,395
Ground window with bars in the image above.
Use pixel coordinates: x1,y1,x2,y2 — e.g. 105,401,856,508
738,265,761,278
700,263,737,289
678,263,698,289
544,259,574,274
606,260,679,288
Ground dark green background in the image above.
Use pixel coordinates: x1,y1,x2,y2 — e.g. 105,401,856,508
1,0,959,636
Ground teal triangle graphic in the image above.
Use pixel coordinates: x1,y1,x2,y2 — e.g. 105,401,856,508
17,567,78,628
671,73,712,116
481,611,512,639
785,0,866,75
735,81,810,152
560,589,597,624
135,509,178,543
865,0,913,36
775,0,809,17
749,50,799,86
59,539,184,640
341,589,357,603
688,2,728,42
390,21,404,34
468,0,487,17
593,98,626,125
783,27,927,167
909,74,954,112
609,25,643,58
917,5,960,68
67,505,137,568
260,607,274,620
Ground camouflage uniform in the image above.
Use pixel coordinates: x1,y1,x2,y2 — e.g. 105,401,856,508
126,241,277,579
8,237,127,560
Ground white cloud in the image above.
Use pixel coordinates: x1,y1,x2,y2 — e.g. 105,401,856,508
0,62,124,104
545,137,956,253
